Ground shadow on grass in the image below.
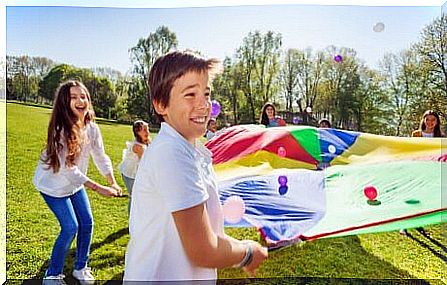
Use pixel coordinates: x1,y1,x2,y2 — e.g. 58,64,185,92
218,235,431,282
27,227,129,282
406,231,447,262
23,230,444,284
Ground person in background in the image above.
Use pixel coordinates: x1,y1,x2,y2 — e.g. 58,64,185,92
259,103,286,127
33,80,122,285
411,110,444,138
204,117,217,141
318,118,332,128
400,110,444,237
118,120,151,213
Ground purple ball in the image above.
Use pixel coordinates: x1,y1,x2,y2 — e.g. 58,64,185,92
292,117,299,124
210,100,221,118
334,55,343,63
278,175,288,186
278,185,288,195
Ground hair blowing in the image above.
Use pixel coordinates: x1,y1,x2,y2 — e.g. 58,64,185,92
42,80,94,173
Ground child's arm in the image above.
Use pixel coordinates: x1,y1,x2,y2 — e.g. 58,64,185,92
105,173,123,195
90,124,123,195
132,144,145,159
155,143,268,275
84,180,120,197
56,129,120,197
172,203,268,275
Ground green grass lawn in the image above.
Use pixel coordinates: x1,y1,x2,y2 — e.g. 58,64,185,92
1,100,6,283
6,102,447,283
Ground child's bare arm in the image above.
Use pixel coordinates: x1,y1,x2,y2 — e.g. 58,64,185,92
172,202,268,274
84,180,120,197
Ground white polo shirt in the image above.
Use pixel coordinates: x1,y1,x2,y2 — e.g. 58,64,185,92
32,122,113,197
124,122,224,282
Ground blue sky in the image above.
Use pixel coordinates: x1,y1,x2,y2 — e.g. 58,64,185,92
5,1,444,74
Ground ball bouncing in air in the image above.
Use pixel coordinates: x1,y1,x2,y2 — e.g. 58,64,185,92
222,196,245,223
364,185,381,205
334,55,343,63
210,100,221,118
293,117,299,124
373,22,385,33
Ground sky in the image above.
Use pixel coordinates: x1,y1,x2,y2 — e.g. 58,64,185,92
4,1,446,75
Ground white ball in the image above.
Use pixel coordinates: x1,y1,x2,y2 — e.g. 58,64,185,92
328,144,337,154
373,22,385,33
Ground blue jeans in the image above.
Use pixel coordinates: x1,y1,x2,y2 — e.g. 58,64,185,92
122,174,135,214
41,188,94,276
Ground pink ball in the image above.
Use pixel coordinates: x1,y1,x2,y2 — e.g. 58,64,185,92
222,196,246,224
277,146,287,157
364,185,378,200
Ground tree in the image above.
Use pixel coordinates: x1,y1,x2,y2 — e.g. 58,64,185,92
91,67,122,83
281,48,324,124
129,26,177,123
235,31,282,122
39,64,75,102
416,14,447,97
353,68,393,134
279,49,301,112
126,77,150,122
380,50,423,136
85,76,116,119
6,55,54,102
212,57,238,124
414,14,447,129
39,64,118,118
319,46,362,129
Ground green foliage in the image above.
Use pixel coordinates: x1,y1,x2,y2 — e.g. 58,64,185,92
354,69,394,134
125,77,151,122
412,14,447,131
6,103,447,282
6,55,54,103
38,64,118,119
7,16,447,136
128,26,178,124
86,76,117,119
416,14,447,97
38,64,74,102
235,31,282,122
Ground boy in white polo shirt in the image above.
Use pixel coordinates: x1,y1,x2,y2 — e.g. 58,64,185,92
124,51,268,282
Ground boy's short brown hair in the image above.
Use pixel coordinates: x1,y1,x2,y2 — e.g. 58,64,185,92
148,50,221,122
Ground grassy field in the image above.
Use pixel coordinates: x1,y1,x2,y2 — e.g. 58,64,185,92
6,102,447,283
1,100,6,284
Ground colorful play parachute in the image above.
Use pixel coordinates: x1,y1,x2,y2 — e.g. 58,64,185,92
205,125,446,248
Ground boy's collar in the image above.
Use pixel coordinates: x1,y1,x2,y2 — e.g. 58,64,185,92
160,122,212,158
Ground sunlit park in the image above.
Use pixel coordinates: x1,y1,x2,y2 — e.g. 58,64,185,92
5,0,447,283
